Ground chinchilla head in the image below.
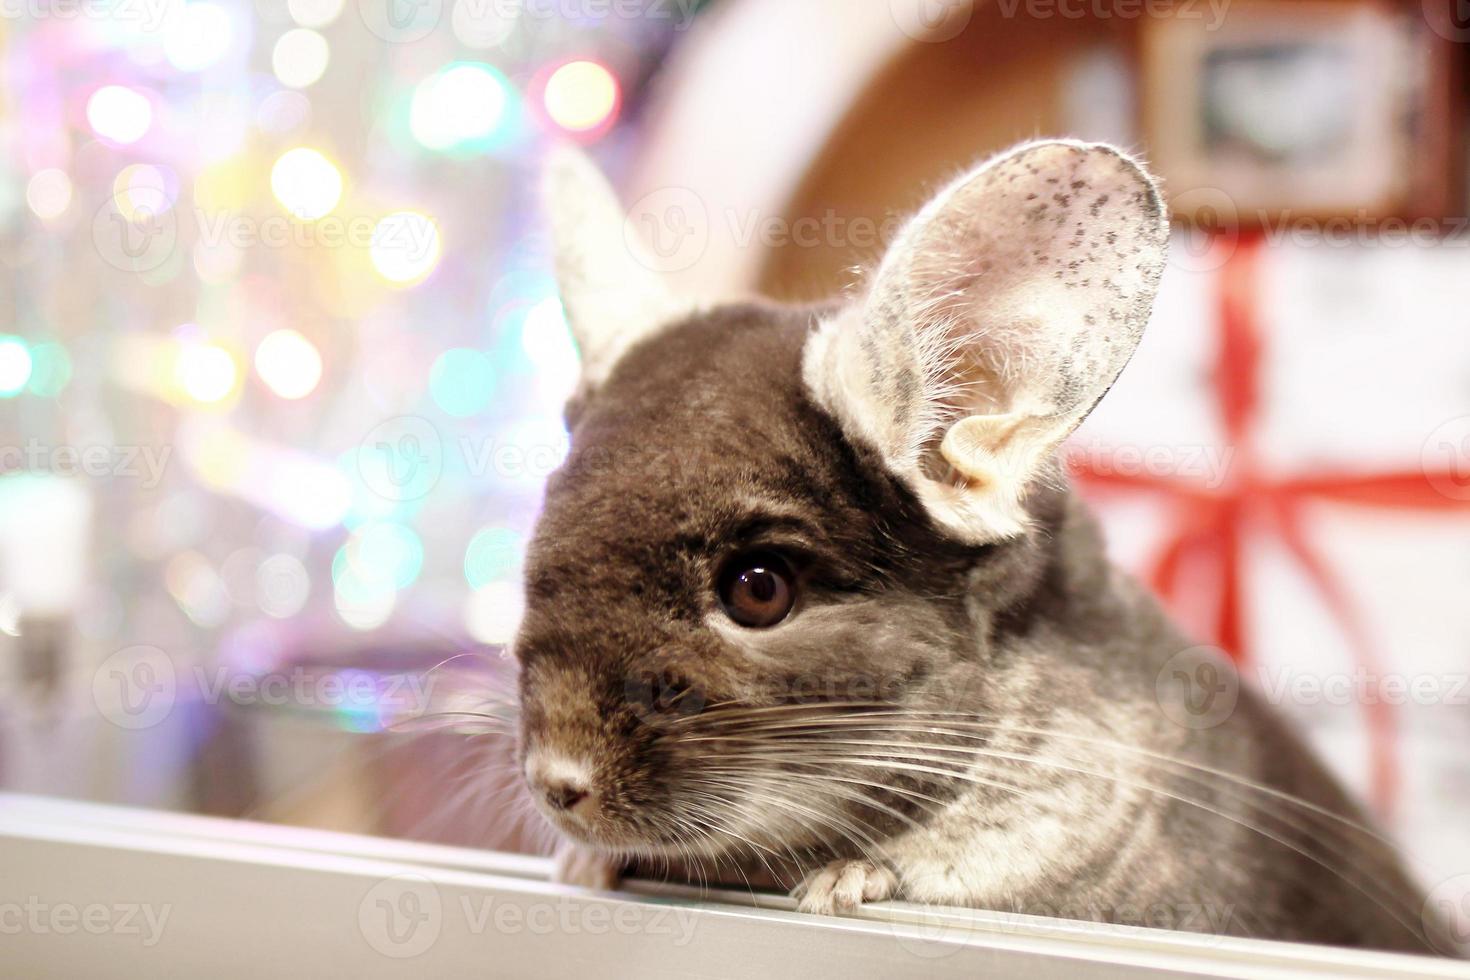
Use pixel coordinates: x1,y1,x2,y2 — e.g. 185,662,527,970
515,141,1168,857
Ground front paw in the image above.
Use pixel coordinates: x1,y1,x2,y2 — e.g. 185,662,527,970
792,859,897,915
552,843,622,891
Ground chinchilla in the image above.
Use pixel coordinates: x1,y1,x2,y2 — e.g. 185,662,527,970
510,139,1453,955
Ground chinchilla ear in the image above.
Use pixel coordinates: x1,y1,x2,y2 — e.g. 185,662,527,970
804,139,1169,544
543,144,694,390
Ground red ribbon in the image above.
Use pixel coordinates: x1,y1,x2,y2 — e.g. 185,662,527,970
1071,233,1469,821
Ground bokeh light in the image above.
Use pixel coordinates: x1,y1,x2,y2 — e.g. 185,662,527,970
254,329,323,399
464,526,522,588
410,63,512,152
352,522,424,590
257,90,312,135
25,169,72,221
193,156,253,212
86,86,153,145
257,553,311,618
332,522,423,629
287,0,344,28
343,416,441,514
177,419,353,530
334,584,394,630
370,211,441,286
165,551,232,628
25,343,72,397
113,164,175,222
429,348,495,417
270,147,342,219
542,60,620,135
521,294,579,361
0,337,32,397
163,2,235,72
451,0,518,48
263,452,352,529
464,581,525,645
518,296,581,403
175,342,239,404
0,0,774,853
193,239,245,284
272,29,330,88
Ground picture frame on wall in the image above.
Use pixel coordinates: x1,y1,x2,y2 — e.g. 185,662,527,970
1142,0,1460,226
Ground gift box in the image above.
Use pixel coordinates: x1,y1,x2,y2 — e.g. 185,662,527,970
1071,234,1470,890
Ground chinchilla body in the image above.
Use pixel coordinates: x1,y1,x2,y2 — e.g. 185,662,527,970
510,140,1452,956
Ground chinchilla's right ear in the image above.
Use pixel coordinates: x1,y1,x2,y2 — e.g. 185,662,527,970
804,140,1169,546
543,145,696,394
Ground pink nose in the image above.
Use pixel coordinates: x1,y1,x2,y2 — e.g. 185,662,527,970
542,779,589,813
525,754,598,818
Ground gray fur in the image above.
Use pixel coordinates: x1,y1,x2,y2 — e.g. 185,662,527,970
515,143,1450,955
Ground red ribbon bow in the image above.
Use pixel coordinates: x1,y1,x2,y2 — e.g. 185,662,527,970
1071,234,1470,820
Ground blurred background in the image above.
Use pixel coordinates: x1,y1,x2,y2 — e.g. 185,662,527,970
1,0,1469,909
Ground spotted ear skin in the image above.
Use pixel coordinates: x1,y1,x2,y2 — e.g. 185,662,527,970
804,139,1169,543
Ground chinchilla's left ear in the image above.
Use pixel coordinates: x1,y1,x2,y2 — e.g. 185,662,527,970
543,145,695,392
804,139,1169,545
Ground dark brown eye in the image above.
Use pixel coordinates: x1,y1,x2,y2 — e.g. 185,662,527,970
718,552,796,628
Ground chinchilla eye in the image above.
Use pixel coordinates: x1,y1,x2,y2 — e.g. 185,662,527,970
717,551,796,628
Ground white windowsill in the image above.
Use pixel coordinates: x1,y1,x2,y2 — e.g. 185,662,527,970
1,793,1466,979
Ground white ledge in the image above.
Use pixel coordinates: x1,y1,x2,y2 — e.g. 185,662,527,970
0,793,1465,979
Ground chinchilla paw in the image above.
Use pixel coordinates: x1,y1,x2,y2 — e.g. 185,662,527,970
792,859,897,915
552,843,622,891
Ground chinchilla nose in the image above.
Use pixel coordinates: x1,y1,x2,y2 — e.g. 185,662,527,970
544,781,588,812
525,752,598,818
